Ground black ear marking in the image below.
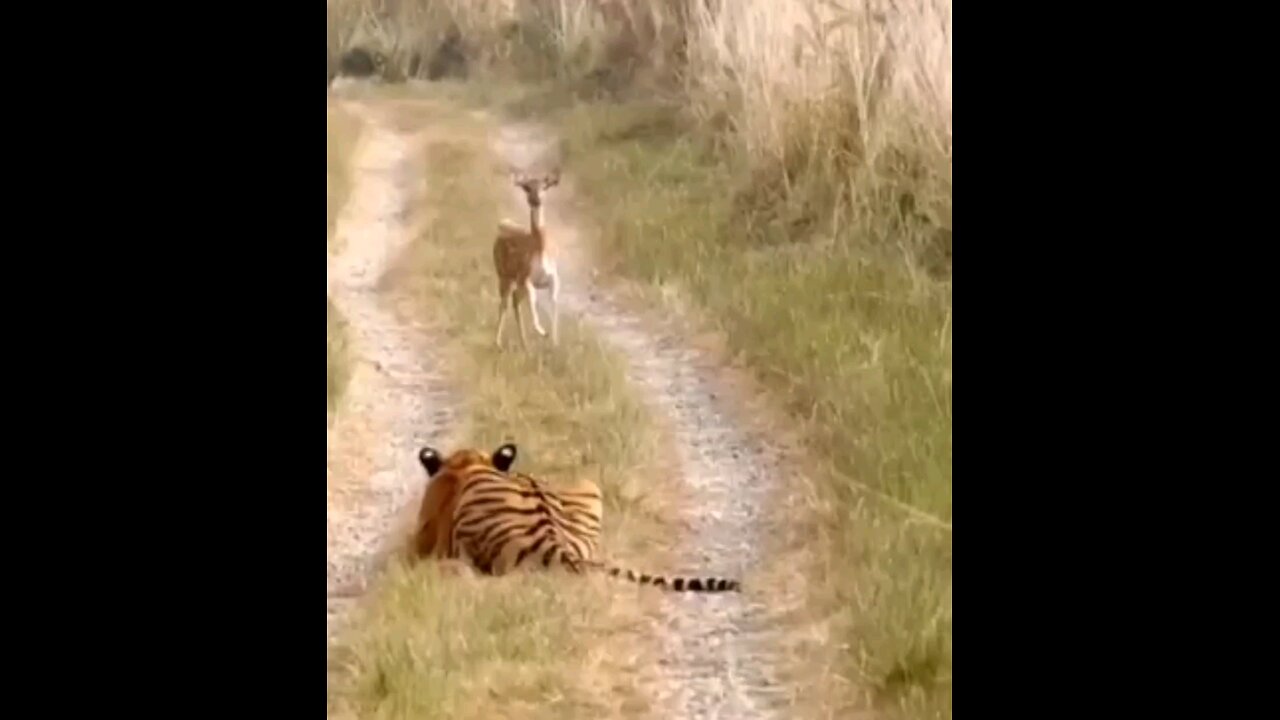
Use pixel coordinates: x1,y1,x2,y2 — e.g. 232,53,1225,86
418,447,442,476
492,443,518,471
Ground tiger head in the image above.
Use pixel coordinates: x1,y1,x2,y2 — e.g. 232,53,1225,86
411,443,519,560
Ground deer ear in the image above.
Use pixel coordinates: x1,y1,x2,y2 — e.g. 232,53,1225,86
543,170,561,189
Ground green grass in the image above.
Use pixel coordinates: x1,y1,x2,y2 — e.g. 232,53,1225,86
532,98,952,719
327,94,674,720
330,566,618,720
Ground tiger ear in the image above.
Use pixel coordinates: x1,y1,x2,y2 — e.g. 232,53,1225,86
419,447,442,475
491,443,518,471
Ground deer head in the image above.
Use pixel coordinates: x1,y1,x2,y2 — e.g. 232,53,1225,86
511,168,561,208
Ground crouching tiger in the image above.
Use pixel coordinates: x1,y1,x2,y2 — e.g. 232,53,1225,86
411,442,741,593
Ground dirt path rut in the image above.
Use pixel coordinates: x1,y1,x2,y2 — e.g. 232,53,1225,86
494,123,798,719
326,101,460,643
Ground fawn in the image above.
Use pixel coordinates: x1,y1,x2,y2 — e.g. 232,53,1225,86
493,169,561,349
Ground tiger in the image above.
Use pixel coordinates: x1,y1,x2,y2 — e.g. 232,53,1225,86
411,442,741,592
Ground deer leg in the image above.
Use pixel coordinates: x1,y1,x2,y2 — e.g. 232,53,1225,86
512,285,529,349
526,279,547,337
549,274,559,346
495,280,512,348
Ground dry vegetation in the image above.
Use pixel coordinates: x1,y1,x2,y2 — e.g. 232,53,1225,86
328,0,951,717
327,96,678,719
328,104,364,251
327,297,352,417
327,104,363,419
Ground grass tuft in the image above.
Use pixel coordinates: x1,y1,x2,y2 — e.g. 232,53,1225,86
331,561,609,720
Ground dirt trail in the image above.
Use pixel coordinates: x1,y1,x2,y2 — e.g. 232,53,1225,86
326,98,460,643
326,92,802,716
493,123,799,719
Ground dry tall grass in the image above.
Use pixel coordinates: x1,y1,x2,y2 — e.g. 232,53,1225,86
328,0,951,270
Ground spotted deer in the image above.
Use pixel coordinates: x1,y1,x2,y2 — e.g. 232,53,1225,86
493,169,561,348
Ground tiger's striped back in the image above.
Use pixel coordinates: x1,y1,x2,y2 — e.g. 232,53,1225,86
415,442,741,593
511,471,603,559
452,470,603,575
